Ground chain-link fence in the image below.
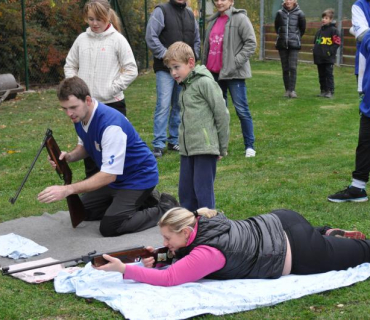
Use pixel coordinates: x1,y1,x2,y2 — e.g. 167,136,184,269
0,0,86,89
261,0,353,66
0,0,199,89
0,0,355,90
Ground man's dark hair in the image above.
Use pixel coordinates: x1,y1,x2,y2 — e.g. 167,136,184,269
57,76,91,102
322,8,334,20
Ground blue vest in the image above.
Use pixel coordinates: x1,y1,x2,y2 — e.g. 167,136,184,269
360,32,370,117
75,102,158,189
355,0,370,74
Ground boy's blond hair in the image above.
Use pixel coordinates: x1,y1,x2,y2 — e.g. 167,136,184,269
163,41,195,66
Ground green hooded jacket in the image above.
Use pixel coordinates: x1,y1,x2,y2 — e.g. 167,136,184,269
179,64,230,156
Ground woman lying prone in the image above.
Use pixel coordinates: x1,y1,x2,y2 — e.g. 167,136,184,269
94,207,368,286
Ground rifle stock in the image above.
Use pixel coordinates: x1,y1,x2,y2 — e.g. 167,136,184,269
1,246,172,276
9,128,86,228
44,131,86,228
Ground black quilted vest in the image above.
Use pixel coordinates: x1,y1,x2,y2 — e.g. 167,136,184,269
176,212,287,279
153,0,195,72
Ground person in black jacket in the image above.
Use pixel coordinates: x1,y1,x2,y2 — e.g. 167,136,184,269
95,207,368,286
313,9,341,98
275,0,306,98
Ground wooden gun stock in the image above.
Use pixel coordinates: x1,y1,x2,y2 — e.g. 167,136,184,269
92,246,173,267
44,130,86,228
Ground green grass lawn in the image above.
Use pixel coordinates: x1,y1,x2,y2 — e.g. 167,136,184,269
1,60,370,319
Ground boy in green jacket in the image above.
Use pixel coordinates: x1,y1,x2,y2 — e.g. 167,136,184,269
163,41,230,211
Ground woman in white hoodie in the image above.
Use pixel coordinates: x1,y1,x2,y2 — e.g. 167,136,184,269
64,0,138,177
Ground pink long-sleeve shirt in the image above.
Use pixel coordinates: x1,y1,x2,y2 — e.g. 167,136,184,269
124,221,226,286
206,14,228,73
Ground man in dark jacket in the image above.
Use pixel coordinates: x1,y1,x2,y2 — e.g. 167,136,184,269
145,0,200,158
313,8,341,98
274,0,306,98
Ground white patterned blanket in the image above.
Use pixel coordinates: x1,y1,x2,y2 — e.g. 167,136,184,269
54,262,370,320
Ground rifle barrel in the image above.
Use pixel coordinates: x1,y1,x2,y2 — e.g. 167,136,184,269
9,129,51,204
1,251,96,276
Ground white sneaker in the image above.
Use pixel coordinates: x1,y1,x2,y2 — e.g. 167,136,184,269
245,148,256,158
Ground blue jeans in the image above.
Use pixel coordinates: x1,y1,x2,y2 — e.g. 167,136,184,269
213,75,255,150
152,71,182,149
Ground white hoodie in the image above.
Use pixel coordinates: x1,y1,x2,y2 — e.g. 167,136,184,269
64,25,138,104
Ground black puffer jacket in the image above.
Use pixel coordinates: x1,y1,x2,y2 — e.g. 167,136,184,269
313,22,341,64
274,4,306,50
176,212,287,279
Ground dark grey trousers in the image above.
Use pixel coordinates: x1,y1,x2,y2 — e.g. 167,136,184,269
82,186,161,237
278,49,300,91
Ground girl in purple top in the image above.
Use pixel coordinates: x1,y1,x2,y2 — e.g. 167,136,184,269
95,207,369,287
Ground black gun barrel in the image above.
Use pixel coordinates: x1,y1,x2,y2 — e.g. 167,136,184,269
9,129,52,204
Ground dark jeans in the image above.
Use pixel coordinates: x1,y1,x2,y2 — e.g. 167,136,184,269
82,186,161,237
317,63,334,93
352,114,370,183
178,155,218,211
278,49,299,91
84,99,127,178
273,209,370,274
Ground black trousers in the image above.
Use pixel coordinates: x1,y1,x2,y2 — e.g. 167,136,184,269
352,114,370,183
317,63,334,93
273,209,370,274
82,186,161,237
84,99,127,178
278,49,299,91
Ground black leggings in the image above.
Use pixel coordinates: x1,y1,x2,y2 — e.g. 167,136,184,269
273,209,370,275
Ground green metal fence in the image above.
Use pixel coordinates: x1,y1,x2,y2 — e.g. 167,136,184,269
0,0,355,91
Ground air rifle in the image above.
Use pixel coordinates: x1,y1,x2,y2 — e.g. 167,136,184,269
9,128,86,228
1,246,173,276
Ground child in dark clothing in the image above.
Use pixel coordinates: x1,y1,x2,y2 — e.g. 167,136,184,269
313,8,341,98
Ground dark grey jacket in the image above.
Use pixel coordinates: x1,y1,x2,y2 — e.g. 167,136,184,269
274,4,306,50
176,212,287,279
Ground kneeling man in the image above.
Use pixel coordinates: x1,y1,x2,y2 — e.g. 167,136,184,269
38,76,178,237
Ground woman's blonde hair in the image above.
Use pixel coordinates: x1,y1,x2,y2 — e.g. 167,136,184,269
158,207,218,233
83,0,122,33
163,42,195,67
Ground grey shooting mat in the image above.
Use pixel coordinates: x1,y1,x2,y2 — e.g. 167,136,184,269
0,211,163,268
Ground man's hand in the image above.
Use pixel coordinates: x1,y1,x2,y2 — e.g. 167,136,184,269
48,151,69,169
37,185,71,203
93,254,126,274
